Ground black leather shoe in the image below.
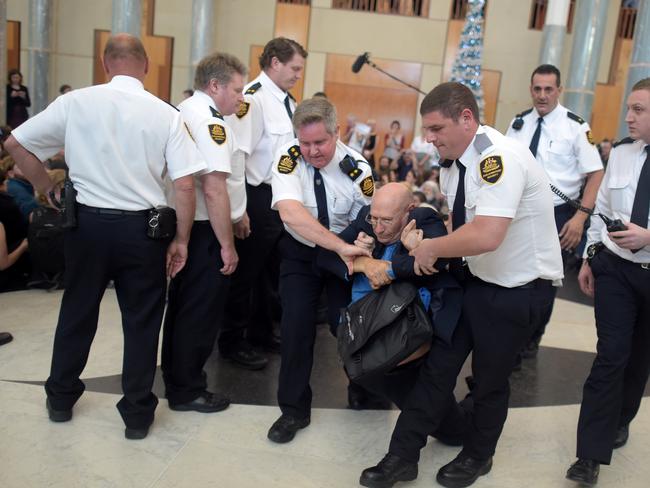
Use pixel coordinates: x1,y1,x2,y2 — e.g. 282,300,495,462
359,453,418,488
46,399,72,422
267,414,310,443
566,458,599,485
613,424,629,449
436,453,492,488
0,332,13,346
220,344,268,370
169,391,230,413
125,426,149,440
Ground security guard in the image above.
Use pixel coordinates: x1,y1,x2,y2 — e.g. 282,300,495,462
219,37,308,369
506,64,604,358
161,53,247,414
566,78,650,486
5,34,205,439
360,82,563,488
267,96,373,443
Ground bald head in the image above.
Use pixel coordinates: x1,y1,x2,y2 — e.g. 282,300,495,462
102,33,148,80
370,183,415,244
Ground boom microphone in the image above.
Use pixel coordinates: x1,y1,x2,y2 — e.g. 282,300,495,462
352,52,369,73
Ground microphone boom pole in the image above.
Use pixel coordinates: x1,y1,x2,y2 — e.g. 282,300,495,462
352,53,426,96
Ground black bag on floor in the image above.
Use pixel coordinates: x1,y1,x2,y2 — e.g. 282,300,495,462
338,281,432,383
27,206,65,288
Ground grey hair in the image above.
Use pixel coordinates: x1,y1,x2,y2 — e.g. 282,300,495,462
292,97,338,135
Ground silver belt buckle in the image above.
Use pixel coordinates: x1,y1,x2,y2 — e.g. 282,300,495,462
641,263,650,270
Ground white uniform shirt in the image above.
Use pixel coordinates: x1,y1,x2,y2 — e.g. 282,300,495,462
12,75,206,210
506,103,602,206
177,90,246,222
271,140,374,247
585,138,650,263
226,71,296,186
441,125,563,287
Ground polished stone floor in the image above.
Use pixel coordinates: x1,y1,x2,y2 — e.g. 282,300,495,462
1,276,649,488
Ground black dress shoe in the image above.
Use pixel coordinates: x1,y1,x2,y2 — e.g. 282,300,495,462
220,344,268,370
613,424,629,449
169,391,230,413
566,458,599,486
0,332,13,346
436,453,492,488
267,414,310,443
125,426,149,440
46,399,72,422
359,453,418,488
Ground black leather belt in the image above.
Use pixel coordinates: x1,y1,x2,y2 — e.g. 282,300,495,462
469,273,550,290
601,246,650,270
78,204,149,216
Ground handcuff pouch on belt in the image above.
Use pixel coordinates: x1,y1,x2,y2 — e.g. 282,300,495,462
586,242,604,263
146,207,176,241
50,177,78,229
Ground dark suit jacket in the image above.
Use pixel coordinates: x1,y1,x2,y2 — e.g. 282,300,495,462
318,206,462,345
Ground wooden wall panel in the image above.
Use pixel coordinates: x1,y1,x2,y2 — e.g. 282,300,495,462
325,53,421,158
591,83,624,141
93,30,173,101
7,21,20,72
274,3,310,47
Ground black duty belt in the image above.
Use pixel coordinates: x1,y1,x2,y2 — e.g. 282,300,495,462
599,245,650,270
78,204,149,216
469,273,550,290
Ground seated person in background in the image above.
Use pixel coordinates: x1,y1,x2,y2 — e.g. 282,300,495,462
319,183,463,420
0,167,29,292
4,156,39,222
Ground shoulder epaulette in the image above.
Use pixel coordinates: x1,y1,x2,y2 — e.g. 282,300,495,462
209,106,223,120
511,108,532,130
245,82,262,95
287,144,301,161
613,137,634,148
164,100,180,112
567,111,585,124
339,154,363,180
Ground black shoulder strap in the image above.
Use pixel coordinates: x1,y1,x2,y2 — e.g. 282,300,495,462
613,137,634,148
245,82,262,95
209,106,223,120
567,111,585,124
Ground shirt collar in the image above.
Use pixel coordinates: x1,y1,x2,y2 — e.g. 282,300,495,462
192,89,220,114
458,125,487,167
259,70,288,103
108,75,145,91
534,102,563,123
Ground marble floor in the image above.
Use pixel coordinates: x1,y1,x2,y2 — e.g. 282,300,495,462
1,280,649,488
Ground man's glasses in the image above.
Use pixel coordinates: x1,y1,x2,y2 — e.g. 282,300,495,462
365,214,394,227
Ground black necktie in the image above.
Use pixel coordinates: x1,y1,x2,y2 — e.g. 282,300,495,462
313,168,329,229
452,160,466,231
529,117,543,157
630,146,650,252
284,95,293,121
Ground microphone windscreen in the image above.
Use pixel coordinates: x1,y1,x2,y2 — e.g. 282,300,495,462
352,53,368,73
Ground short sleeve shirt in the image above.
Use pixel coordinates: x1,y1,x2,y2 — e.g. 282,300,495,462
226,71,296,186
177,90,246,222
12,75,206,210
271,140,374,247
441,125,563,287
506,103,602,205
585,138,650,263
